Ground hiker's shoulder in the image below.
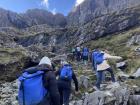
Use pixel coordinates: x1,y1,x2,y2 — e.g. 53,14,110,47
44,70,55,79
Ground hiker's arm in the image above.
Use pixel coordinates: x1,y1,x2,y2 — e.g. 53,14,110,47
104,53,122,60
72,72,79,91
46,72,61,105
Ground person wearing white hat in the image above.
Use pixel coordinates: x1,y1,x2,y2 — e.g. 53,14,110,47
18,56,60,105
37,56,61,105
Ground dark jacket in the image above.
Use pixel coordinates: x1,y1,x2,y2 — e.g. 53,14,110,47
55,65,78,91
25,65,61,105
43,71,60,105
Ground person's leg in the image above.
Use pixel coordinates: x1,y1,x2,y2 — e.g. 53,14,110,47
63,88,71,105
102,71,105,82
38,95,50,105
106,68,116,82
95,71,103,89
58,88,63,105
79,52,81,61
84,60,87,65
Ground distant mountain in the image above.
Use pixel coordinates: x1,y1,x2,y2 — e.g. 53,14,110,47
22,9,67,27
0,8,28,28
0,8,67,28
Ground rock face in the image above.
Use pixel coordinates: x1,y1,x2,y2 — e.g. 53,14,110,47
67,0,140,26
67,5,140,44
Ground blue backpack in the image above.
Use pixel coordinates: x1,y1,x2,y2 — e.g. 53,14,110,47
83,48,89,56
93,51,104,65
60,65,73,80
18,68,47,105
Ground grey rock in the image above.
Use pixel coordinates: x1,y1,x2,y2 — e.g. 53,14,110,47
116,61,126,68
132,68,140,78
129,95,140,105
79,75,90,89
127,34,140,46
0,80,18,105
135,47,140,52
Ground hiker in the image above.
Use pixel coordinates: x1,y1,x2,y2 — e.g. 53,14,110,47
75,46,81,62
56,61,78,105
18,56,60,105
82,47,89,65
71,47,76,61
93,50,122,90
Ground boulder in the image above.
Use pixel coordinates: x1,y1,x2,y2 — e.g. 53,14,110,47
79,75,90,89
129,95,140,105
127,34,140,46
132,68,140,78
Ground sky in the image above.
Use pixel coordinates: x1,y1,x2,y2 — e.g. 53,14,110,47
0,0,85,16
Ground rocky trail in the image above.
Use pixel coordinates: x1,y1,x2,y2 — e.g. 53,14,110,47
0,58,140,105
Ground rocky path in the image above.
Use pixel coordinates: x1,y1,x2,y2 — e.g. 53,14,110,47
67,60,140,105
0,60,140,105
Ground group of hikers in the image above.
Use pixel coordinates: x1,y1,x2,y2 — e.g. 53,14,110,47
18,46,122,105
72,46,89,65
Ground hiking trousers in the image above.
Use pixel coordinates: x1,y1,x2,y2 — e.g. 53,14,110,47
96,68,115,89
57,80,71,105
38,96,51,105
76,52,81,61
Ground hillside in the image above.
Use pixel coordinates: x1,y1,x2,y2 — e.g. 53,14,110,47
0,0,140,105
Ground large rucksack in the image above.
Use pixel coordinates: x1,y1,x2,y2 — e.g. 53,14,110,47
93,51,104,65
60,65,73,80
82,47,89,56
18,67,47,105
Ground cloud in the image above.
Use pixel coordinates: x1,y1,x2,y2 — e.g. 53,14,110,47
75,0,85,6
41,0,49,8
51,8,57,15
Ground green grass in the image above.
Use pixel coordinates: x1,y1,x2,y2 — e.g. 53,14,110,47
0,47,26,64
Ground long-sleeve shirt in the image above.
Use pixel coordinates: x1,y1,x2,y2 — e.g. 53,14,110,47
44,71,61,105
97,52,122,71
